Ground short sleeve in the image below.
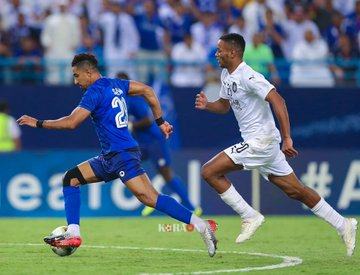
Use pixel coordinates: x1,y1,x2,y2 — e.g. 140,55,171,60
219,70,229,99
116,79,130,96
245,73,275,100
78,86,101,112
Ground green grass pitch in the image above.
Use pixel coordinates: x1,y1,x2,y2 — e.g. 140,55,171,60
0,216,358,274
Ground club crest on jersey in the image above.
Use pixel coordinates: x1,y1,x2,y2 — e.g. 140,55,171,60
232,82,237,93
112,88,123,96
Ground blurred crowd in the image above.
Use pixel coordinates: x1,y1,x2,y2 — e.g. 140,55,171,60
0,0,359,87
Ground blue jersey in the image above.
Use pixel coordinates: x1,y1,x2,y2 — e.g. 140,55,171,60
78,77,138,154
127,96,164,144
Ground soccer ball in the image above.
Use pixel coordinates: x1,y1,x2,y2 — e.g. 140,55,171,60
49,226,77,257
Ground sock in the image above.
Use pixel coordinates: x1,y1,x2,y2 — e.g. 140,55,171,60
155,194,192,224
220,184,258,220
167,176,195,211
63,186,81,226
67,224,80,236
190,214,207,233
311,197,346,233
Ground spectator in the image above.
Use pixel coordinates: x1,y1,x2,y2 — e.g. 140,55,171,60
170,33,207,87
228,15,252,44
160,1,194,45
41,0,81,84
347,0,360,37
99,0,139,77
243,0,285,39
243,32,281,85
134,0,167,83
260,8,286,58
282,5,320,59
190,11,224,54
13,36,42,83
0,20,12,84
331,34,360,86
312,0,337,35
290,29,334,87
332,0,356,16
0,100,21,152
9,13,38,50
217,0,241,29
76,35,103,64
325,11,356,54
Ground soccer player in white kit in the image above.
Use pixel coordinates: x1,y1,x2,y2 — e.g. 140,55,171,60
195,33,357,256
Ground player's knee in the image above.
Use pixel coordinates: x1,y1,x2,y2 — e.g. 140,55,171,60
62,167,87,187
201,163,214,182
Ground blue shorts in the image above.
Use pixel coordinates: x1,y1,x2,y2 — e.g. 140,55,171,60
140,140,171,169
88,147,145,183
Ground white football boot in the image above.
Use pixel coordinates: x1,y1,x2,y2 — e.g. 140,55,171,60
200,220,218,257
236,212,265,244
340,218,358,256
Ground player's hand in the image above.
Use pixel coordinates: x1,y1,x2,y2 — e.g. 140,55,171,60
281,137,298,158
195,91,208,110
17,115,38,128
159,121,173,139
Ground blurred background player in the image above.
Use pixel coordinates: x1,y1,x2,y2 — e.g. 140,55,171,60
117,71,202,217
0,100,21,152
17,53,217,257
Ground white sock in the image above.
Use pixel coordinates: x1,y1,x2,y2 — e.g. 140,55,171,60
220,185,258,220
190,214,207,233
67,224,80,236
311,197,346,234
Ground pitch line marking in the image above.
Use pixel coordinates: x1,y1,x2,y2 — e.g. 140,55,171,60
0,243,302,274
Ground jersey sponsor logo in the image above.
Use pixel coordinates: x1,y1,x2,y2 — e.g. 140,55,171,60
112,88,123,96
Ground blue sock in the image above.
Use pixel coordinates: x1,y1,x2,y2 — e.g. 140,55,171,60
167,176,195,211
63,186,81,225
155,194,192,224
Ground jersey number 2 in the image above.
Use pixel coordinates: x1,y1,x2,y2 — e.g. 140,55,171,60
111,97,128,128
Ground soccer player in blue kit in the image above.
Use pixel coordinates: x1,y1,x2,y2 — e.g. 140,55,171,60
17,53,217,257
116,72,202,217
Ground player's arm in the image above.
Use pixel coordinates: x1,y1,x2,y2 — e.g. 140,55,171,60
195,91,230,114
265,89,298,158
17,107,90,130
127,81,173,138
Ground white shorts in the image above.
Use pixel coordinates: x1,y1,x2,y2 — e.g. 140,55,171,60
224,140,293,181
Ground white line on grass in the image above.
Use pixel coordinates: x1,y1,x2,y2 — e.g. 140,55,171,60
0,243,302,274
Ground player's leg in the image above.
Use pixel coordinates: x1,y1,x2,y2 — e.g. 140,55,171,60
124,173,218,257
44,160,101,247
201,150,264,243
142,142,199,216
159,165,196,211
269,172,357,256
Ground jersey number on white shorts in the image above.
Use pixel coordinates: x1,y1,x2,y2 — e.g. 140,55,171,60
111,97,128,128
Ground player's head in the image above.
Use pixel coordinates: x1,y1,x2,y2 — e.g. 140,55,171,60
216,33,245,68
116,71,130,80
71,53,100,90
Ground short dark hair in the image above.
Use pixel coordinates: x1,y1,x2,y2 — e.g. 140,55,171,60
219,33,246,55
71,53,99,71
116,71,129,80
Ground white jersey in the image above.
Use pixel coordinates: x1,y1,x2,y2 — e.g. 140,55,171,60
219,62,281,145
